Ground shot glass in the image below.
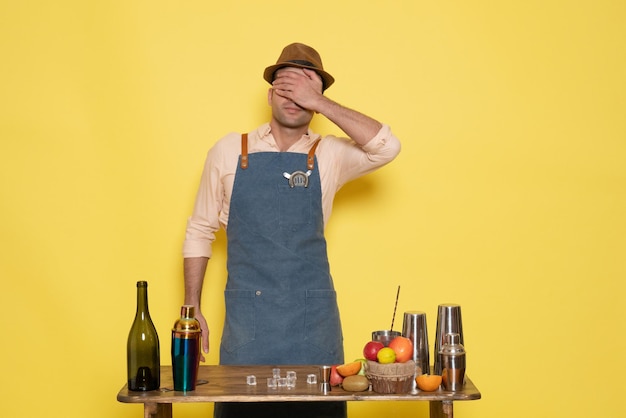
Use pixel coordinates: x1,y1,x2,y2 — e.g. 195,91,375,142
320,365,332,394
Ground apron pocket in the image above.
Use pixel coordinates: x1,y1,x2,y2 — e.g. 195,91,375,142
304,290,343,357
278,185,312,227
222,290,256,353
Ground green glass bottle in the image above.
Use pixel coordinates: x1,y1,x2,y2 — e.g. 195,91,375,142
127,281,160,391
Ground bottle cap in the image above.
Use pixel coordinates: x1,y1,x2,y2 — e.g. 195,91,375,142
446,333,461,345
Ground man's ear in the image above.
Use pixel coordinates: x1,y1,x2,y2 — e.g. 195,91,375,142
267,87,273,105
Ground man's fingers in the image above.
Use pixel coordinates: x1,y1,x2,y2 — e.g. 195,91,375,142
194,311,210,362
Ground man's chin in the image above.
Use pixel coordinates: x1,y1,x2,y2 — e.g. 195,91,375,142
275,116,313,130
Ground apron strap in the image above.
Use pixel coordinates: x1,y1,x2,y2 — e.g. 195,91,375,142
240,133,249,169
307,138,322,170
240,133,321,170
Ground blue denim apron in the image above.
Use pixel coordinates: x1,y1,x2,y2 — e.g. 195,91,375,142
215,134,346,418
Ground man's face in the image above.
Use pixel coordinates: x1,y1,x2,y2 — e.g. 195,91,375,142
268,67,318,130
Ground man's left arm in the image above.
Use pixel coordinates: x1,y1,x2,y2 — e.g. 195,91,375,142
314,97,383,147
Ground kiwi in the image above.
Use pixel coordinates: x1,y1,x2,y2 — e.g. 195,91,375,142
341,375,370,392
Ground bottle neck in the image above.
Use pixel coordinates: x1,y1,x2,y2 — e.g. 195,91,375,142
136,282,150,319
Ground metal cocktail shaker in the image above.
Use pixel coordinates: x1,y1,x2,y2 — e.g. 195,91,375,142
433,304,464,375
402,311,430,394
401,311,430,374
171,305,201,391
440,333,466,391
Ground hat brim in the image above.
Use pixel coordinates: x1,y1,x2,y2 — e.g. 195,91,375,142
264,63,335,91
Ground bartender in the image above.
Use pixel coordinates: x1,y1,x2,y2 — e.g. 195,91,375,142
182,42,401,418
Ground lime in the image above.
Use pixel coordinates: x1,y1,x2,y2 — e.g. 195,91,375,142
354,358,367,375
376,347,396,364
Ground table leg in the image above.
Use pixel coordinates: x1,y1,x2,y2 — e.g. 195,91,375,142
429,400,453,418
144,403,172,418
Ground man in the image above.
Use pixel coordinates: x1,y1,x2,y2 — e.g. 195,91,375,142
183,42,401,417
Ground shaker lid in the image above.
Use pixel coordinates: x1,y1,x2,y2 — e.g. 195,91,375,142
181,305,195,318
172,305,201,333
439,332,465,354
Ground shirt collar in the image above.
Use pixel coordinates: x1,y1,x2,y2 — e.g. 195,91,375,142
257,123,321,148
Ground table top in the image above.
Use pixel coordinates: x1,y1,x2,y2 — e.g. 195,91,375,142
117,365,481,404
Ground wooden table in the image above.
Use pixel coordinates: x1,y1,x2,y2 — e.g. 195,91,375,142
117,365,481,418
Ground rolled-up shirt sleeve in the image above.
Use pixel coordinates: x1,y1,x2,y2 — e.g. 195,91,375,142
359,123,401,169
324,124,401,189
182,145,226,259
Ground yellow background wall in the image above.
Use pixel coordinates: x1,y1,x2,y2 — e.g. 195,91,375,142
1,1,624,417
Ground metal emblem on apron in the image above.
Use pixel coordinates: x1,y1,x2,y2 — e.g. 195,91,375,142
283,170,312,188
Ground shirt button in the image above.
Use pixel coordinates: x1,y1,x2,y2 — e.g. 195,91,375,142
255,290,262,296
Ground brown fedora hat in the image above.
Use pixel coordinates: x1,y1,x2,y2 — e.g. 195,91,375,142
263,43,335,91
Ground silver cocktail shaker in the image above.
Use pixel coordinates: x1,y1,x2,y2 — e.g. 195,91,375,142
402,311,430,394
440,333,465,391
433,304,464,375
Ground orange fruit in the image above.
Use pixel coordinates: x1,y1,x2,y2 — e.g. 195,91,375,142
376,347,396,364
388,336,414,363
415,374,442,392
336,361,362,377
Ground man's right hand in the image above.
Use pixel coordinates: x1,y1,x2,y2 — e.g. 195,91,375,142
195,309,210,362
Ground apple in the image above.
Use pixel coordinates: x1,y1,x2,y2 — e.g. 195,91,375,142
363,340,385,361
330,364,344,386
